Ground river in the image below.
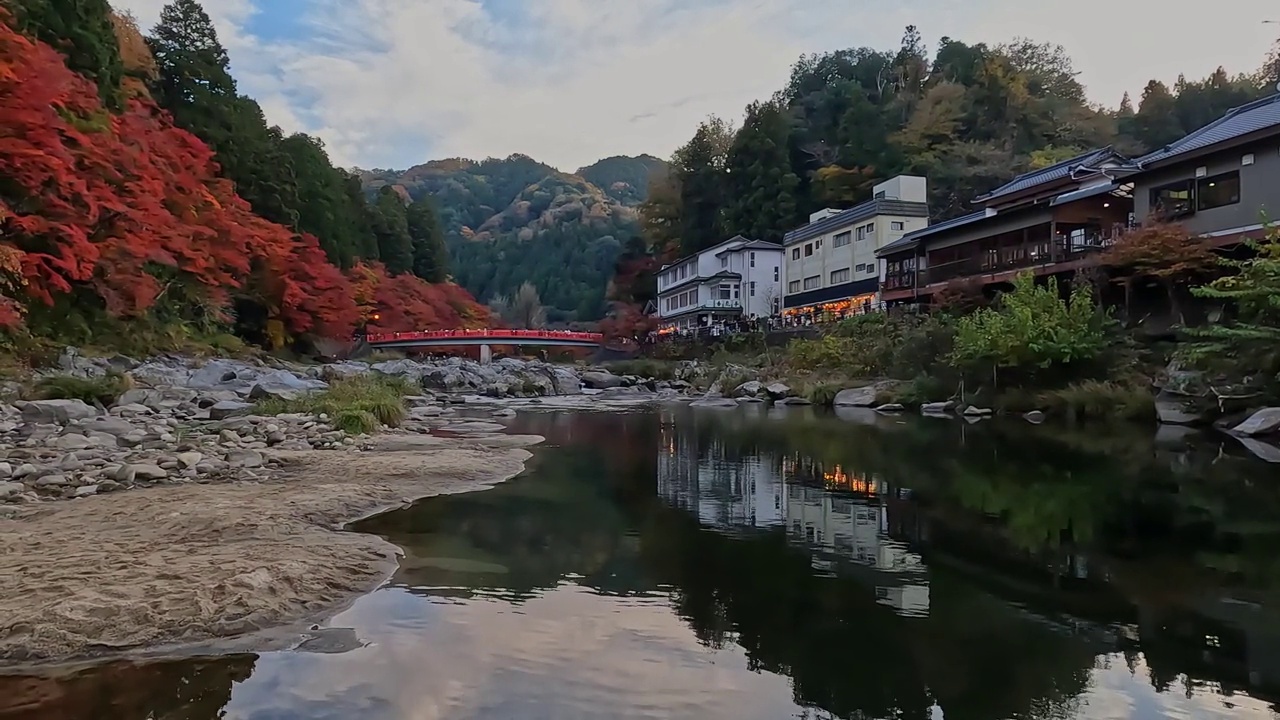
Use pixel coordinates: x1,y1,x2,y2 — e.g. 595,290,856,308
3,404,1280,719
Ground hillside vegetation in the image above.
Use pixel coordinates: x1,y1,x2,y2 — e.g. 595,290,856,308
0,0,485,358
363,154,668,323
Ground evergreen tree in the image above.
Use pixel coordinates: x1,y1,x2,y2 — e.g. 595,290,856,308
10,0,124,107
406,198,449,282
723,101,799,243
675,117,733,254
148,0,300,229
1130,80,1184,151
373,187,414,275
280,133,358,268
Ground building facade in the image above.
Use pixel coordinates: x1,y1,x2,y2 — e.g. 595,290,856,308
877,92,1280,306
655,236,783,333
781,175,929,320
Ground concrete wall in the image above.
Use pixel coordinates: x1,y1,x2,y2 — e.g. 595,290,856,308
1133,138,1280,235
783,213,928,303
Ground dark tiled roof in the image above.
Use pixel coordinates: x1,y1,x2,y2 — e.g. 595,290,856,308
974,147,1121,203
783,199,929,246
1136,92,1280,167
1049,181,1120,206
875,210,988,257
716,239,782,255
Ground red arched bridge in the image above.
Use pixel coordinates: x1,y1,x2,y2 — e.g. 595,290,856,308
365,329,605,363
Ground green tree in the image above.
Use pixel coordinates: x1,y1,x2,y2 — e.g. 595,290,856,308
406,198,449,282
9,0,124,107
148,0,300,228
373,187,414,275
1129,80,1183,150
1185,225,1280,396
722,101,800,242
674,117,734,254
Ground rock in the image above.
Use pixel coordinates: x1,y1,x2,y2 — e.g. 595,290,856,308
776,396,812,406
226,449,264,468
73,485,99,498
266,430,286,445
689,397,740,409
1229,408,1280,437
733,380,764,398
128,464,169,481
15,399,98,424
52,434,94,451
1155,392,1203,425
920,402,955,415
874,403,905,413
0,481,24,500
34,474,69,488
764,383,793,400
492,408,517,418
1023,410,1046,424
0,462,11,480
79,418,137,437
248,370,326,401
581,371,624,390
186,359,261,390
176,452,203,469
110,402,152,416
962,406,993,417
833,386,879,408
1236,437,1280,463
209,400,254,421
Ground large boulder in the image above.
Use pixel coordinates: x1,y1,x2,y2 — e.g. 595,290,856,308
15,399,98,424
1229,408,1280,437
689,397,739,409
833,386,878,407
733,380,764,398
248,370,327,401
581,371,624,390
1155,392,1203,425
208,400,254,420
764,382,793,400
186,359,261,391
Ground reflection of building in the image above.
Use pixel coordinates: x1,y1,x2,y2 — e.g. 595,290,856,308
657,423,785,531
783,457,930,617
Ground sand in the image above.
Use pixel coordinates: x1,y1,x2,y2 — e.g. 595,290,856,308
0,433,541,665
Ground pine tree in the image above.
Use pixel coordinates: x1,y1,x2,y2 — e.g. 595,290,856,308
9,0,124,107
406,198,449,283
675,117,733,254
373,187,415,275
722,101,799,242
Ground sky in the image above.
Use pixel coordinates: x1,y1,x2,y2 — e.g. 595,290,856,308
114,0,1279,172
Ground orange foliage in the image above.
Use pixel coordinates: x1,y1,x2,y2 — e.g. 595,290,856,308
598,302,656,342
1095,221,1218,280
109,11,155,100
0,18,485,339
353,261,489,335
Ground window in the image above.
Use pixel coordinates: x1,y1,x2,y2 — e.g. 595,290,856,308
855,263,866,272
816,239,823,249
1197,171,1240,211
788,280,801,293
833,231,852,248
773,267,779,281
867,264,878,275
891,221,904,231
856,225,867,241
720,256,728,268
791,248,800,260
749,281,756,296
804,243,814,257
864,222,875,235
716,283,732,300
750,252,756,268
803,275,820,290
830,268,850,284
1150,179,1194,219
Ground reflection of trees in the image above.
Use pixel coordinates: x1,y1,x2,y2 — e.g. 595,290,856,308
0,654,256,720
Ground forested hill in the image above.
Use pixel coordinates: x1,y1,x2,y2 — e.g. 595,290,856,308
361,154,668,323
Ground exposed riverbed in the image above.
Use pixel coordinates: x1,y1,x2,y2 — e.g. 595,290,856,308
4,403,1280,719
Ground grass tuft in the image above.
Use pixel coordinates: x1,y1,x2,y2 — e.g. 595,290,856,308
30,372,132,406
254,375,408,431
1035,380,1155,422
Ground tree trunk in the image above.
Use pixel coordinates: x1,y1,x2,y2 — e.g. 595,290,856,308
1165,279,1183,325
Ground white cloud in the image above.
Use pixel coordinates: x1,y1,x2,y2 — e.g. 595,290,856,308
113,0,1278,171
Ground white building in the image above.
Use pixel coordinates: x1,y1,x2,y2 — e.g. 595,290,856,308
657,421,786,532
655,236,783,333
781,175,930,319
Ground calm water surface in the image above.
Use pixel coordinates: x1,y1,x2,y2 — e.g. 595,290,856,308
4,405,1280,719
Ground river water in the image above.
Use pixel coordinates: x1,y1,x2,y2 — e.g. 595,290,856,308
4,405,1280,719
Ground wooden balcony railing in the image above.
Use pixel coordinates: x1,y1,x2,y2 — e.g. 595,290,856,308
881,233,1117,293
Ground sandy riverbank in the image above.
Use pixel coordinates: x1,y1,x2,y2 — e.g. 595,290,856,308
0,432,542,665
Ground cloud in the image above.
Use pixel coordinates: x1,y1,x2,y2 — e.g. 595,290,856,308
112,0,1277,171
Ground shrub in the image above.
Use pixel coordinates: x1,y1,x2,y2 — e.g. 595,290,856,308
604,359,675,381
255,375,408,430
30,372,131,406
802,383,842,406
951,273,1109,387
1035,380,1155,422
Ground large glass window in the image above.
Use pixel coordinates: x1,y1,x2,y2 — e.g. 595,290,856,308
1150,179,1194,219
1197,171,1240,211
830,268,850,284
833,231,852,248
803,275,820,290
788,280,801,293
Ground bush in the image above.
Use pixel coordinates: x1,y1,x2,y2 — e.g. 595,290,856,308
604,359,675,381
785,311,956,382
802,382,842,405
255,375,408,431
30,372,131,406
1036,380,1155,422
951,273,1110,386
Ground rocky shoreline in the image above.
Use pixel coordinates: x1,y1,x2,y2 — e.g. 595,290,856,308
0,350,681,666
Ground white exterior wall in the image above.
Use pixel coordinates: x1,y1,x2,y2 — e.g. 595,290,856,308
783,214,928,302
655,240,783,323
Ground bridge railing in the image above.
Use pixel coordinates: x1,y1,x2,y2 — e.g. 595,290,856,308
365,329,604,344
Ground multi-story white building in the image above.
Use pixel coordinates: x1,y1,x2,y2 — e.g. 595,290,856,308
656,420,786,532
655,235,783,333
781,175,930,319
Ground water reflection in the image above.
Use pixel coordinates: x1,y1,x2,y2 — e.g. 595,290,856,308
3,406,1280,719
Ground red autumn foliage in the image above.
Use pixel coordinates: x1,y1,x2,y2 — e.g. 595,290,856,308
598,302,656,343
349,261,488,334
0,18,486,339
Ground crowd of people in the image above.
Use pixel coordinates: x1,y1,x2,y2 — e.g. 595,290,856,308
647,301,883,343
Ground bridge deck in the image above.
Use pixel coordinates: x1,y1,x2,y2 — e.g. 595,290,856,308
366,329,604,348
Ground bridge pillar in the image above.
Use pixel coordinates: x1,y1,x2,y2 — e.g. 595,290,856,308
479,343,492,365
